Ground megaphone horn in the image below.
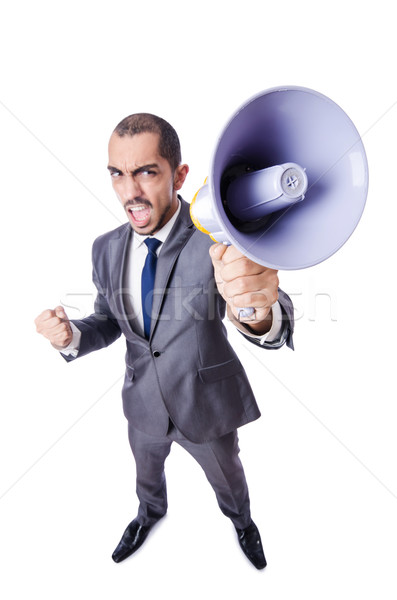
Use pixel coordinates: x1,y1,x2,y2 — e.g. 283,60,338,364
190,86,368,273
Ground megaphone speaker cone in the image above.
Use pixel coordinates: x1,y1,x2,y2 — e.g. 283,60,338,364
191,86,368,270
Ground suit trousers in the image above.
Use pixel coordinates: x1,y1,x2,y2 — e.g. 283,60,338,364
128,421,252,530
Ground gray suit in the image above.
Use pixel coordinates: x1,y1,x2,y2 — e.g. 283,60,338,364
64,198,294,527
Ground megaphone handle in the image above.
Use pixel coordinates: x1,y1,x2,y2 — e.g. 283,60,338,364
237,307,255,319
221,242,255,320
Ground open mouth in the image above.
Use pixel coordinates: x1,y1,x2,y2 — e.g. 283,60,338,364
127,204,152,228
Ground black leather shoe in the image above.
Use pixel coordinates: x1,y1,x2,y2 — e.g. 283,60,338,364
235,520,267,569
112,519,152,563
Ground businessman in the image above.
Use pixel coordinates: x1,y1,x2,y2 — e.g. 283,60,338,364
35,113,294,569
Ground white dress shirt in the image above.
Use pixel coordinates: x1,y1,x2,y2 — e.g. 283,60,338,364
123,201,182,335
60,201,283,356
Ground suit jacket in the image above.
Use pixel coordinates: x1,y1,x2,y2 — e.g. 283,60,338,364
64,198,294,443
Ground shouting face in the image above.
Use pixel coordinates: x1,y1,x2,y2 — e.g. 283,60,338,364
108,131,188,236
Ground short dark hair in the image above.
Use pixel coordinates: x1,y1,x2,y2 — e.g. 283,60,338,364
113,113,181,172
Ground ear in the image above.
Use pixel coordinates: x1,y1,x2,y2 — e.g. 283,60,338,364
173,164,189,191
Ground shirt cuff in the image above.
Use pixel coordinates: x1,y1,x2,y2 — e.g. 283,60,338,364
57,322,81,357
241,301,283,345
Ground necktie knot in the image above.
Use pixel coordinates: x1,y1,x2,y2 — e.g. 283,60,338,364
144,237,162,256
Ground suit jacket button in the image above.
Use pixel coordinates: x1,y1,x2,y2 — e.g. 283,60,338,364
152,350,161,358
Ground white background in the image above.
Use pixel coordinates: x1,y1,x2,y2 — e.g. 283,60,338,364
1,1,396,597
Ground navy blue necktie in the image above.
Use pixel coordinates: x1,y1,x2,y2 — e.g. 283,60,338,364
141,237,162,338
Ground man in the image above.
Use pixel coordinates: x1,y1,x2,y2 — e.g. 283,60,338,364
35,114,294,570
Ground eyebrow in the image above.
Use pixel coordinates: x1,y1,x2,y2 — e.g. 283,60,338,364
107,163,159,176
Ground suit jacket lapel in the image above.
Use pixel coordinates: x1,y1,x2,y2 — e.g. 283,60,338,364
108,223,139,334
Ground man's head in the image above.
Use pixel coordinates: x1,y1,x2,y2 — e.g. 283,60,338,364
113,113,182,172
108,114,189,235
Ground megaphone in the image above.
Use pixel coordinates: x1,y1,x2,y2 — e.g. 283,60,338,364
190,86,368,272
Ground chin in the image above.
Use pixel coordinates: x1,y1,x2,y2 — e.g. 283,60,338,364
129,219,158,237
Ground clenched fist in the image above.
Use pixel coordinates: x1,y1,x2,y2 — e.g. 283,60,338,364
209,243,279,335
35,306,73,349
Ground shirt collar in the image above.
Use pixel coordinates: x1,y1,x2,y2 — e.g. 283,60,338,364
132,200,182,250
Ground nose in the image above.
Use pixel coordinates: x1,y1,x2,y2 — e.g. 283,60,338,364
120,174,142,201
